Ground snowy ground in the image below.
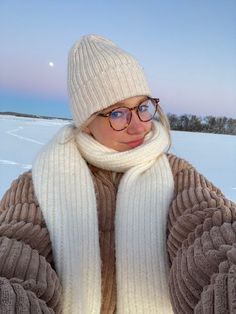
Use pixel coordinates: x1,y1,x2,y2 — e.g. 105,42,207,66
0,115,235,202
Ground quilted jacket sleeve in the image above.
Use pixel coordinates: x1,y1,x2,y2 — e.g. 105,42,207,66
167,154,236,314
0,172,62,313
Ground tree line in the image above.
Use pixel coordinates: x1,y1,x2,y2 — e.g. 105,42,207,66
166,114,236,135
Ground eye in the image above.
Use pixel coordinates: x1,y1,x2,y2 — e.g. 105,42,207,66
138,101,149,113
110,110,124,119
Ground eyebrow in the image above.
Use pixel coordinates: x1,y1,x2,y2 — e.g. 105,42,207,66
117,96,147,106
103,97,148,113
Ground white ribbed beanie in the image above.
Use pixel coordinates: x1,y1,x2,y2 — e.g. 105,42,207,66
68,34,152,128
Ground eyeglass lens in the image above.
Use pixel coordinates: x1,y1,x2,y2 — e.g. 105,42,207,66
109,99,156,131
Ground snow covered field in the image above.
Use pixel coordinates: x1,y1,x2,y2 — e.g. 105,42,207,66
0,114,235,202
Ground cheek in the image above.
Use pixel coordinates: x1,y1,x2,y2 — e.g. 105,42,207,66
93,127,108,141
92,126,125,149
101,129,121,144
88,121,118,145
142,121,152,134
88,119,109,137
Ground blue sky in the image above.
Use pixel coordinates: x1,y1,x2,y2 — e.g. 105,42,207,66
0,0,235,118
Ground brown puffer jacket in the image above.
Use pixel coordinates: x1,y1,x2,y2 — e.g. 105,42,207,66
0,153,235,313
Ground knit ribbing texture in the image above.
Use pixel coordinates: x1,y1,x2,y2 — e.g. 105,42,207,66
32,121,174,313
68,34,151,128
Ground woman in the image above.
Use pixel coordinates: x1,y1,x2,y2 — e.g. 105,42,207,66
0,34,235,314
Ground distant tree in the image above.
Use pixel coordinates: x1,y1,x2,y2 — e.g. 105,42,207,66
226,118,236,135
167,113,236,135
179,114,189,130
189,115,202,132
167,114,178,130
204,116,216,133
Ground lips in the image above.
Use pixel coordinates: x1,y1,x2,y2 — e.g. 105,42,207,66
125,138,144,148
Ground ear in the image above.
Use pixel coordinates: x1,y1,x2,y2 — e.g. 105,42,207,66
83,126,91,134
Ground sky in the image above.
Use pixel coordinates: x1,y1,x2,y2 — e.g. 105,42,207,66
0,0,236,119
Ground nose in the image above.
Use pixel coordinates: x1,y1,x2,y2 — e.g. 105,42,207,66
126,111,145,134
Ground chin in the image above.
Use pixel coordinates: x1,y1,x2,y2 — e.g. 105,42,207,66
114,145,130,152
116,144,139,152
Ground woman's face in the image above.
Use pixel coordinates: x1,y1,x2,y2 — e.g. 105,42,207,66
84,96,152,152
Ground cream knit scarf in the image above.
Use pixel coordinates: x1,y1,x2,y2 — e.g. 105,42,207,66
32,121,174,314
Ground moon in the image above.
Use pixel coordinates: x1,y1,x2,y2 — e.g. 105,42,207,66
49,62,54,67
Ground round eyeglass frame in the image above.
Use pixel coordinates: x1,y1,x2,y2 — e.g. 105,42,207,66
97,97,160,131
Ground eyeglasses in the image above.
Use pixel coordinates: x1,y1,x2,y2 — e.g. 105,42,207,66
97,97,159,131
